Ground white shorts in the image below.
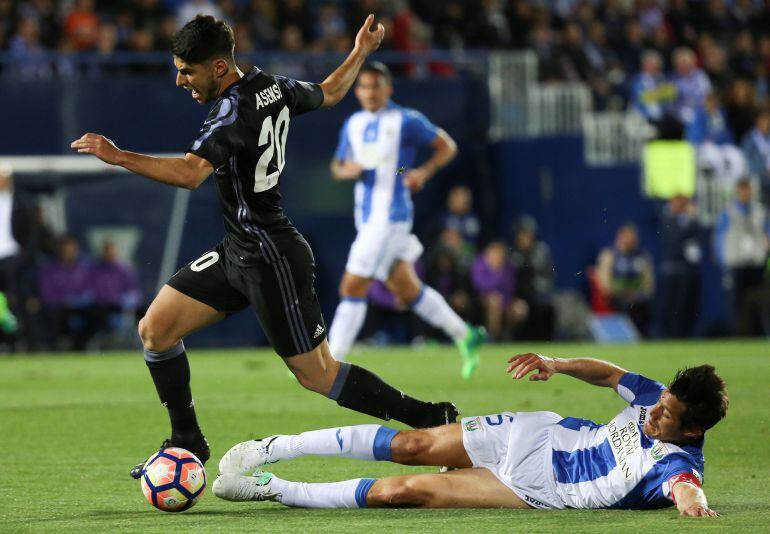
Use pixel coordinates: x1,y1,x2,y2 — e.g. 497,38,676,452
461,411,565,509
345,222,423,281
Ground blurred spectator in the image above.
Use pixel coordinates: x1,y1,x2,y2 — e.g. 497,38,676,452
726,79,760,144
466,0,511,49
741,107,770,204
689,92,734,145
693,92,747,191
63,0,101,51
277,0,313,44
629,50,677,135
0,163,38,346
176,0,224,29
313,2,348,52
38,235,94,350
509,215,555,340
423,227,477,322
90,240,142,345
671,47,712,129
615,19,646,75
715,178,770,336
244,0,280,49
8,16,53,80
439,185,481,248
470,241,527,340
659,195,704,338
596,223,655,335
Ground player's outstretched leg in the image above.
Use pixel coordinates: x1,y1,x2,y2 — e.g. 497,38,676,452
130,285,225,478
219,423,469,476
285,340,458,429
213,468,529,509
388,261,485,379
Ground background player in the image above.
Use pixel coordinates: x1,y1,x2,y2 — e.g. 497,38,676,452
328,62,484,378
70,14,457,477
214,354,726,516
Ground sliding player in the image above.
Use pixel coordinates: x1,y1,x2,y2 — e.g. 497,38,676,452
214,353,726,516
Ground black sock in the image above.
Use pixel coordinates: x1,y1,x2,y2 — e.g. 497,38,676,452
145,352,203,443
331,363,439,428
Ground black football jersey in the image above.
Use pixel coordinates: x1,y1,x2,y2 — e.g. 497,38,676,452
186,67,324,264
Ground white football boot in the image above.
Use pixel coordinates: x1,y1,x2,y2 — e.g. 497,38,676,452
213,472,280,502
218,436,280,475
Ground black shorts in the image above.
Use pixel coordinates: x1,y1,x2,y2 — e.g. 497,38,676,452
167,233,326,357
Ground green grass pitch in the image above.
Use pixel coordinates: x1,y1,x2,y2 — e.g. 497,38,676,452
1,340,769,533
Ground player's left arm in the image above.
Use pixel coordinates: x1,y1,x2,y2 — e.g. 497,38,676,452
71,133,212,189
671,474,718,517
403,129,457,192
319,14,384,108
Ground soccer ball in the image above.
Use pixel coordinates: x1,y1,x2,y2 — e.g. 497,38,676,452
140,447,206,512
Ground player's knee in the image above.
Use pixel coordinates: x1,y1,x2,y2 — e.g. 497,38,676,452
392,431,432,463
138,314,174,351
339,275,368,298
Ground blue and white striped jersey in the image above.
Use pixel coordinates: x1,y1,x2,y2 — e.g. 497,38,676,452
551,373,704,509
333,101,439,229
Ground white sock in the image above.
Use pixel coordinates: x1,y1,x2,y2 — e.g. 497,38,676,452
328,298,368,361
412,285,469,341
269,424,398,462
271,476,376,508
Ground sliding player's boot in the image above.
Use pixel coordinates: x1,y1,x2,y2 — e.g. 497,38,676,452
456,325,486,380
213,472,280,502
218,436,280,476
130,435,210,479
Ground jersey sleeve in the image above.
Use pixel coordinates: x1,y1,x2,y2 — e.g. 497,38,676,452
660,455,703,502
617,372,665,407
275,75,324,116
401,109,439,147
186,96,242,169
333,118,352,161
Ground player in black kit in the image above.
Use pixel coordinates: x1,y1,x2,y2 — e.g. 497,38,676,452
71,14,457,477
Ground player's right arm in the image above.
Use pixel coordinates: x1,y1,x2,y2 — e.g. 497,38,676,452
671,474,717,517
506,353,627,390
71,133,212,190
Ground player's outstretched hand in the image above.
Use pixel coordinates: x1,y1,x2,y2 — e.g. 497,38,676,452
680,504,719,517
507,353,557,381
355,14,385,57
71,133,123,165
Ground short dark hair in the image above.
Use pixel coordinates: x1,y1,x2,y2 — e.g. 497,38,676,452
668,365,728,432
360,61,392,84
171,15,235,64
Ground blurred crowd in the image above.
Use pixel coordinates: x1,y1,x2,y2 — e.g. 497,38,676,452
0,0,766,101
0,164,142,352
362,182,769,343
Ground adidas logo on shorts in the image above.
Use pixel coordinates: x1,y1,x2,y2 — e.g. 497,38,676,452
314,324,325,338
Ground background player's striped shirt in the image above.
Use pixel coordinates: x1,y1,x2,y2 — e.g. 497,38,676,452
551,373,704,509
334,101,439,229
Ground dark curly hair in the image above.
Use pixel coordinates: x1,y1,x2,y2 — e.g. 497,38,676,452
171,15,234,64
668,365,728,432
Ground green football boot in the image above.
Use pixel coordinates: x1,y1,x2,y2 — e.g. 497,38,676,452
455,324,486,380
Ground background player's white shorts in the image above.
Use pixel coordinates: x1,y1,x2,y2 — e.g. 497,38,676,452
345,222,423,281
461,411,565,509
